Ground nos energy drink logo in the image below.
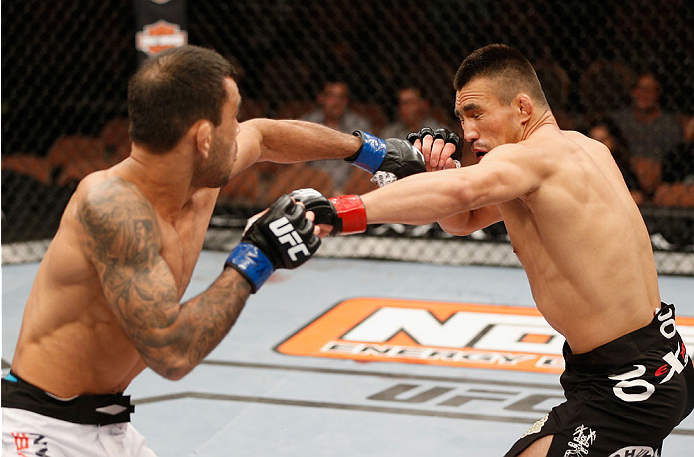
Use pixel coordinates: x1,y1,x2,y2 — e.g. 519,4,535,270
276,298,694,374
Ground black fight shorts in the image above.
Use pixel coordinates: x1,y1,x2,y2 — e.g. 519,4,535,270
505,303,694,457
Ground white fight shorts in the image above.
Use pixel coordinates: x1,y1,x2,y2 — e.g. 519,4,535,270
2,407,157,456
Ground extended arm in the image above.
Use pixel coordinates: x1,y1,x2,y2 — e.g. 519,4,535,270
233,119,426,183
361,146,542,225
233,119,361,173
292,145,544,234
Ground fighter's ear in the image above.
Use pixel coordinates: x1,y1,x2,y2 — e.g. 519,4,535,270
194,120,214,159
517,94,533,124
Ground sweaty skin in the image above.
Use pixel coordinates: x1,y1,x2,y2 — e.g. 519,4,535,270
360,78,660,355
10,77,361,398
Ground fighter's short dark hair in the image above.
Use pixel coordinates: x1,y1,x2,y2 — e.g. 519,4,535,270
453,44,548,107
128,45,236,153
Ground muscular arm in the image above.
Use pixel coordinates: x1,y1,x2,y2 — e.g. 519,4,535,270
232,119,361,174
78,178,251,380
360,145,544,225
437,206,503,236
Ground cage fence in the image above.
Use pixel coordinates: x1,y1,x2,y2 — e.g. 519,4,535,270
2,0,694,274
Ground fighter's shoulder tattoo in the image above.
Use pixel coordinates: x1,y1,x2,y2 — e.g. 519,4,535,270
77,177,161,268
76,178,253,378
77,178,178,312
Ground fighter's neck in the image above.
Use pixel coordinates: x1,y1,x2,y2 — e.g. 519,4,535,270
117,150,198,220
520,110,558,141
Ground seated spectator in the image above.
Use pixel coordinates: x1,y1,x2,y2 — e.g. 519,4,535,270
302,80,371,135
588,118,645,205
654,115,694,208
579,59,634,125
610,72,682,162
351,102,387,136
301,81,371,192
381,86,446,139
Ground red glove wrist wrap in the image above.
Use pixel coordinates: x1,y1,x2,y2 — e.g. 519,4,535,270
329,195,367,235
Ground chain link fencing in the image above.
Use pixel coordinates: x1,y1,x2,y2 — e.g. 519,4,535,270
3,0,694,274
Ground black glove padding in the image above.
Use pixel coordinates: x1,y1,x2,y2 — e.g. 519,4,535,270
242,195,320,269
380,138,427,179
407,127,463,163
348,130,426,179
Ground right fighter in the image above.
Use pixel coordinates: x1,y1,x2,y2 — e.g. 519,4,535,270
292,44,694,456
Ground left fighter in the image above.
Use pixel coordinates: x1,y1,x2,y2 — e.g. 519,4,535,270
1,45,424,456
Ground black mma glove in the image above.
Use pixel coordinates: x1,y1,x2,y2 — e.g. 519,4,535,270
345,130,426,187
224,195,320,292
289,188,366,236
407,127,463,167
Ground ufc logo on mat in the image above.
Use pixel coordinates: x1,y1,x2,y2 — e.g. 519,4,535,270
269,217,309,261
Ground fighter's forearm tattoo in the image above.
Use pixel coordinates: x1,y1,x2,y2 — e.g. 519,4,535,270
78,178,251,378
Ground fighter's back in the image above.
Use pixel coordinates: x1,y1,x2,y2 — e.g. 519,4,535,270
10,170,149,397
10,163,218,397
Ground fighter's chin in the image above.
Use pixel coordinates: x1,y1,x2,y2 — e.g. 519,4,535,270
198,169,233,189
216,170,234,189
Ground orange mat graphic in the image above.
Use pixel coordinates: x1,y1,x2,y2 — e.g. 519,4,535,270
276,298,694,374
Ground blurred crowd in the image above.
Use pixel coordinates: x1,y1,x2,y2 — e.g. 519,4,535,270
2,0,693,249
3,69,693,212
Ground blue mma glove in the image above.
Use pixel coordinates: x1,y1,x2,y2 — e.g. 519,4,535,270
346,130,426,186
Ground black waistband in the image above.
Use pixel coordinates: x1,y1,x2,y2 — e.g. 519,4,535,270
1,372,134,425
562,302,680,374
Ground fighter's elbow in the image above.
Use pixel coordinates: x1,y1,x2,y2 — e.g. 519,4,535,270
162,368,190,381
140,345,197,381
150,358,194,381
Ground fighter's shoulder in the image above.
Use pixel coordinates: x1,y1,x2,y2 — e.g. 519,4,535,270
481,142,558,184
562,129,597,146
560,129,585,140
75,174,158,234
561,129,611,155
78,173,149,207
483,143,541,163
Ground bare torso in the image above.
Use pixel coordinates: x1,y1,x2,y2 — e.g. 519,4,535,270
361,122,661,355
498,128,660,353
10,160,218,397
